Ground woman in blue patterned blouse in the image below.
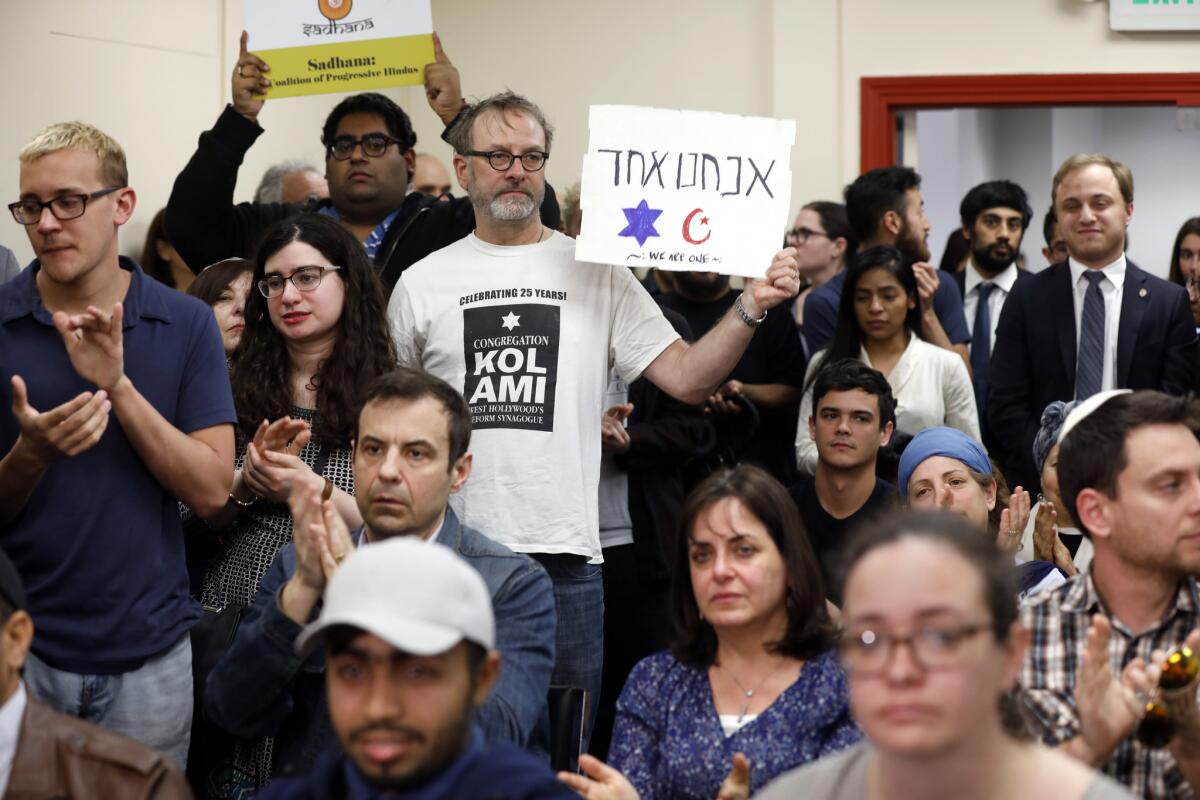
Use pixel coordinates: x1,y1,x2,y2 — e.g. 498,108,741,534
560,465,860,799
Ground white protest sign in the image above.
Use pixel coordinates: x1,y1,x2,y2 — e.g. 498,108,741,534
575,105,795,279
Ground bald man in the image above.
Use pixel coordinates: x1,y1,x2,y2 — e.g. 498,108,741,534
412,152,453,200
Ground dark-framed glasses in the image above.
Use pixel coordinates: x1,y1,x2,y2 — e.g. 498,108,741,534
327,134,404,160
9,186,123,225
258,265,341,298
786,226,830,245
463,150,549,172
838,620,992,675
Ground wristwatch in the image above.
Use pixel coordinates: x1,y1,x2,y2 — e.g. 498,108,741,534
734,293,767,328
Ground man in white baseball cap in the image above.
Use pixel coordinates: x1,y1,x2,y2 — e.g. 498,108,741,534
258,537,573,799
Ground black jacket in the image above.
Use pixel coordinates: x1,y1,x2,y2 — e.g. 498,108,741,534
618,307,714,585
165,105,559,296
987,259,1197,493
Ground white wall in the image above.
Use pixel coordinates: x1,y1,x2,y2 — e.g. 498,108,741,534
3,0,1199,269
916,105,1200,279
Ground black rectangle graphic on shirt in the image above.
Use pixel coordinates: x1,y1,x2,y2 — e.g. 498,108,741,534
462,304,559,431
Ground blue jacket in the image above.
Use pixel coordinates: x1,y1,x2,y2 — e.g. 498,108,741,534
256,728,575,800
204,508,556,779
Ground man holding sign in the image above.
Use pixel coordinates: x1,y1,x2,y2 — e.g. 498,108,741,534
166,33,558,296
388,92,799,746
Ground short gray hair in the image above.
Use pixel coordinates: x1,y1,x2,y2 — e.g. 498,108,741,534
254,160,321,204
445,91,554,156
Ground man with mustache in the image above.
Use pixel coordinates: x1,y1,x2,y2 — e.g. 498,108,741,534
256,537,573,799
205,368,556,777
988,154,1197,495
389,92,801,749
949,180,1034,427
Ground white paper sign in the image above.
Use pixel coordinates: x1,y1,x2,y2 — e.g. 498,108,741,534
575,105,796,279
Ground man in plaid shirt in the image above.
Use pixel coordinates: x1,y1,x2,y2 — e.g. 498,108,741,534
1019,390,1200,798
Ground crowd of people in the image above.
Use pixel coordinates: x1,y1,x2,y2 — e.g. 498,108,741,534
1,30,1199,800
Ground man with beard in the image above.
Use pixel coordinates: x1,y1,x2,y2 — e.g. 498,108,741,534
166,33,557,297
256,537,573,799
205,369,556,778
988,155,1196,495
950,180,1034,426
388,92,801,748
803,167,972,376
1019,390,1200,798
658,268,807,485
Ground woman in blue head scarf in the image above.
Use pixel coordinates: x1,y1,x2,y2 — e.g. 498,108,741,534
897,427,1067,600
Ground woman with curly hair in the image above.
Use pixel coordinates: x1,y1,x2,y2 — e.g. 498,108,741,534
199,214,397,792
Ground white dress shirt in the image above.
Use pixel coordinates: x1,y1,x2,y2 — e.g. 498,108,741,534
794,336,981,475
0,682,27,797
963,260,1020,355
1069,255,1126,395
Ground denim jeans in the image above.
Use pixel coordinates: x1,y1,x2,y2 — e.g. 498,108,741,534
532,553,603,751
24,633,193,768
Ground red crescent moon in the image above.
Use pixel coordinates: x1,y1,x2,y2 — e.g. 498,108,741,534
682,208,711,245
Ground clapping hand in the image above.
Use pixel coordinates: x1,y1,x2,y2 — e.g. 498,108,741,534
1033,502,1077,576
9,375,110,467
240,417,312,503
996,485,1030,557
1075,614,1161,764
53,303,124,392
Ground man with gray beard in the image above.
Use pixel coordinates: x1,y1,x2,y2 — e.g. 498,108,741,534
388,91,801,749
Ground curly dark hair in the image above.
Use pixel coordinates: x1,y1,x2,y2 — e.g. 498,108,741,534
230,214,398,449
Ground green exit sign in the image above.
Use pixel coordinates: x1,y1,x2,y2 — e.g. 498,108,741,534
1112,0,1200,28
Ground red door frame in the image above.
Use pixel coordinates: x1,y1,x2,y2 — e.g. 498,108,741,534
860,73,1200,173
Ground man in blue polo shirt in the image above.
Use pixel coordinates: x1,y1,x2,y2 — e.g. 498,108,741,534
0,121,236,766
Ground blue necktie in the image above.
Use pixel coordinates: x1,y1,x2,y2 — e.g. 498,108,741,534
1076,271,1107,400
971,282,995,416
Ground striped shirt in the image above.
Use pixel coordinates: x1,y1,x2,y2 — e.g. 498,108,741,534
1019,571,1200,799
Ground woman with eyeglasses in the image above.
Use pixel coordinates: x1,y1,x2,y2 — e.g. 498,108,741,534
1167,217,1200,328
559,465,859,800
787,202,853,344
186,257,254,357
198,213,397,791
757,512,1135,800
795,245,979,476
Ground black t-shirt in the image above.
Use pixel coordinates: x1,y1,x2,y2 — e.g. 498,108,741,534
789,477,897,605
658,290,807,484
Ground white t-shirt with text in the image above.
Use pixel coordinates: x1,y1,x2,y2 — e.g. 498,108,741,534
389,231,678,561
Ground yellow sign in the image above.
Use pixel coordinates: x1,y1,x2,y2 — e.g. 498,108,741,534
245,0,434,99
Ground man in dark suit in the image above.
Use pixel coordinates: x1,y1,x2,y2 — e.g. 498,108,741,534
948,180,1035,430
988,155,1197,495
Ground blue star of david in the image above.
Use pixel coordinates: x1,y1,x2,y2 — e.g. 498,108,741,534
617,199,662,247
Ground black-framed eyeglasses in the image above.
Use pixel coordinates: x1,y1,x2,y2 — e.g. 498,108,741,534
786,226,830,245
327,134,404,161
8,186,123,225
838,620,992,675
258,265,342,298
463,150,549,172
